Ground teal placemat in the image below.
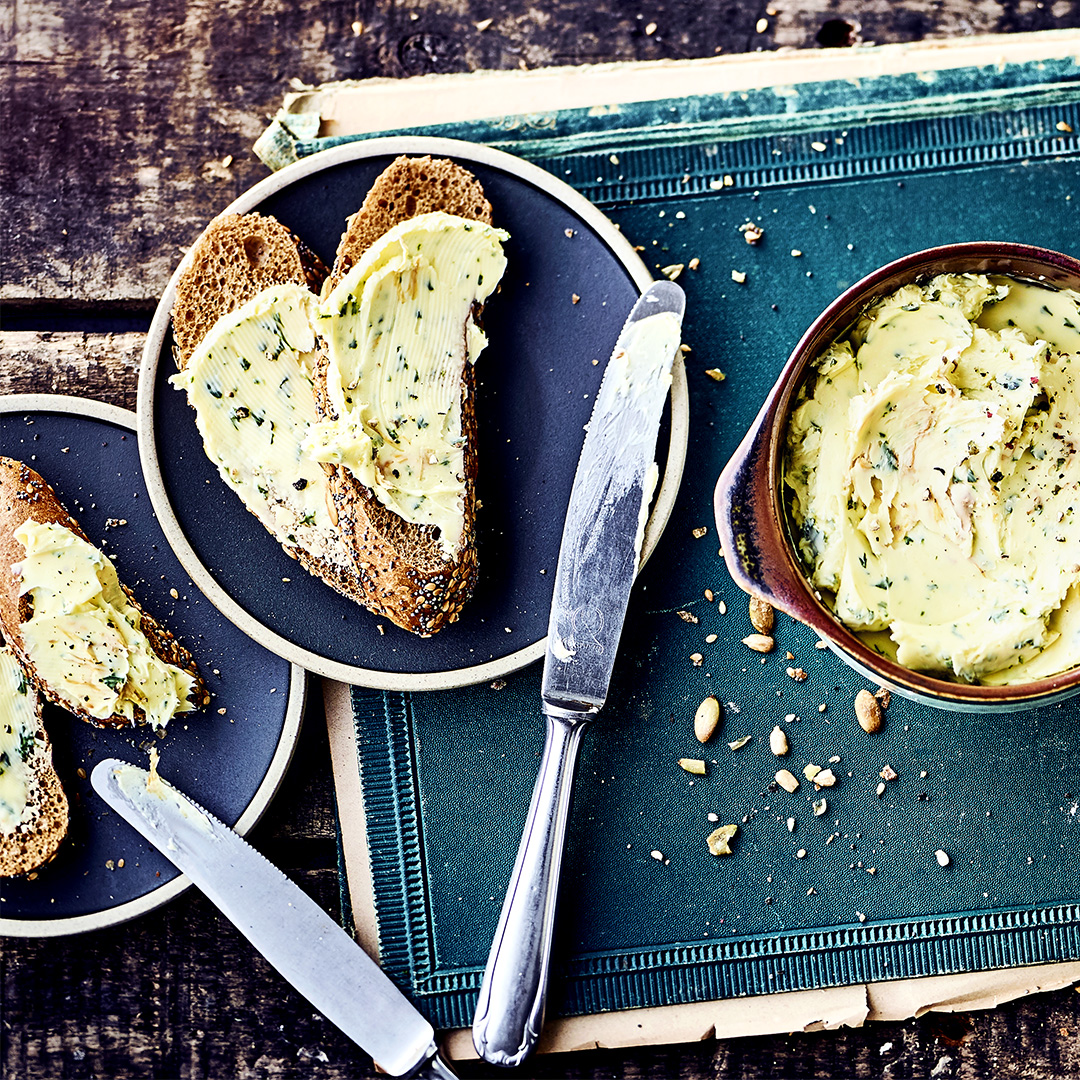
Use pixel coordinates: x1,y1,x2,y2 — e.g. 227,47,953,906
321,61,1080,1028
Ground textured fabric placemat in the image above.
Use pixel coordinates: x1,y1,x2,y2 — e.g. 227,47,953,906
306,52,1080,1029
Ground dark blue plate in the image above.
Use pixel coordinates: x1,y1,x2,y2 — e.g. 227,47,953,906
139,137,687,690
0,397,303,936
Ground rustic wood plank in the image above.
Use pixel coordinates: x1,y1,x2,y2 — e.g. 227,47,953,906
0,331,142,409
5,1,1080,307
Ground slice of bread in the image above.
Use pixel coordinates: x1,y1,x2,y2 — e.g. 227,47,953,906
0,458,206,729
315,156,498,635
172,212,327,367
0,647,68,878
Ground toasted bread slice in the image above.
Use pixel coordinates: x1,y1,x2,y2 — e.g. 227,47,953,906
330,154,493,289
0,458,205,730
172,212,327,367
0,646,68,878
314,157,501,635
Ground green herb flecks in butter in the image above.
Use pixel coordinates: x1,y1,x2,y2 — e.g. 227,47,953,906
305,211,509,557
170,284,356,575
786,273,1080,684
13,522,198,729
0,646,41,834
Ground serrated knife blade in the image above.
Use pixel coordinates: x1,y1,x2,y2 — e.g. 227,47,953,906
91,759,457,1080
472,279,686,1067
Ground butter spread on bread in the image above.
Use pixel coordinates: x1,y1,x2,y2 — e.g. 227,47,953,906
305,211,508,556
13,522,199,731
0,457,205,731
169,284,358,576
0,645,68,876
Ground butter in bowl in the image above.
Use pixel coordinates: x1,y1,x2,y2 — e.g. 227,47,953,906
714,242,1080,711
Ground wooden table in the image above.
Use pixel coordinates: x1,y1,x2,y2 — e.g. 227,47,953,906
6,3,1080,1077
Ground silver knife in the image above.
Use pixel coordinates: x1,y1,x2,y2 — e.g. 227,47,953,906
471,279,686,1066
90,758,457,1080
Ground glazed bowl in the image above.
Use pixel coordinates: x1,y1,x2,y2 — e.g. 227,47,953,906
713,241,1080,713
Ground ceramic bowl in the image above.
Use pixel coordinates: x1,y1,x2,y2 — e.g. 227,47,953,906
713,241,1080,712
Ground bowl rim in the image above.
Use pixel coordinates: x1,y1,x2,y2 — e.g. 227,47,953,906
766,241,1080,707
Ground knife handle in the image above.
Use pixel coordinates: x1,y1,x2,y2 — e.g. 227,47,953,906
471,706,591,1067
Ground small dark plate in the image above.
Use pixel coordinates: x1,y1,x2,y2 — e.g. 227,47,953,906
138,136,688,690
0,397,303,936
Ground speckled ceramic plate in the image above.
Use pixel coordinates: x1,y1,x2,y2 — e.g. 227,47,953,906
0,396,304,937
138,136,688,691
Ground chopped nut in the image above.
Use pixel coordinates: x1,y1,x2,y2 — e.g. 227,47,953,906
677,610,699,624
855,689,883,733
786,667,808,682
739,221,764,244
678,758,707,775
812,798,828,817
731,269,747,284
689,652,704,666
874,688,892,709
706,824,739,856
803,763,821,781
748,596,774,634
688,257,700,270
571,293,580,304
728,736,752,751
879,765,898,781
650,850,665,861
775,768,800,792
705,368,727,382
742,633,774,653
935,849,951,867
769,726,789,756
813,769,837,788
692,525,708,538
694,696,721,743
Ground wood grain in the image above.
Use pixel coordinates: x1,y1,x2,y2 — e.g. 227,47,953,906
5,1,1080,308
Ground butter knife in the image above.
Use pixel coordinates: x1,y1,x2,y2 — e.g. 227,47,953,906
91,758,457,1079
471,280,686,1066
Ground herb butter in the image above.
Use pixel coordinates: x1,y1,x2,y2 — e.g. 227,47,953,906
786,273,1080,684
14,521,198,728
0,646,41,834
304,211,509,557
169,283,358,574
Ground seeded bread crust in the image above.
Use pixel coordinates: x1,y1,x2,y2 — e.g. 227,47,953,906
0,458,206,728
172,212,327,368
0,680,68,878
317,156,495,634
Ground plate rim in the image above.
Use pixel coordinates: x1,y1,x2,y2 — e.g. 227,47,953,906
0,394,307,938
137,134,689,691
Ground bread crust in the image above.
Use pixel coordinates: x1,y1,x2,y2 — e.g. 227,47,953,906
0,457,205,728
0,682,69,879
